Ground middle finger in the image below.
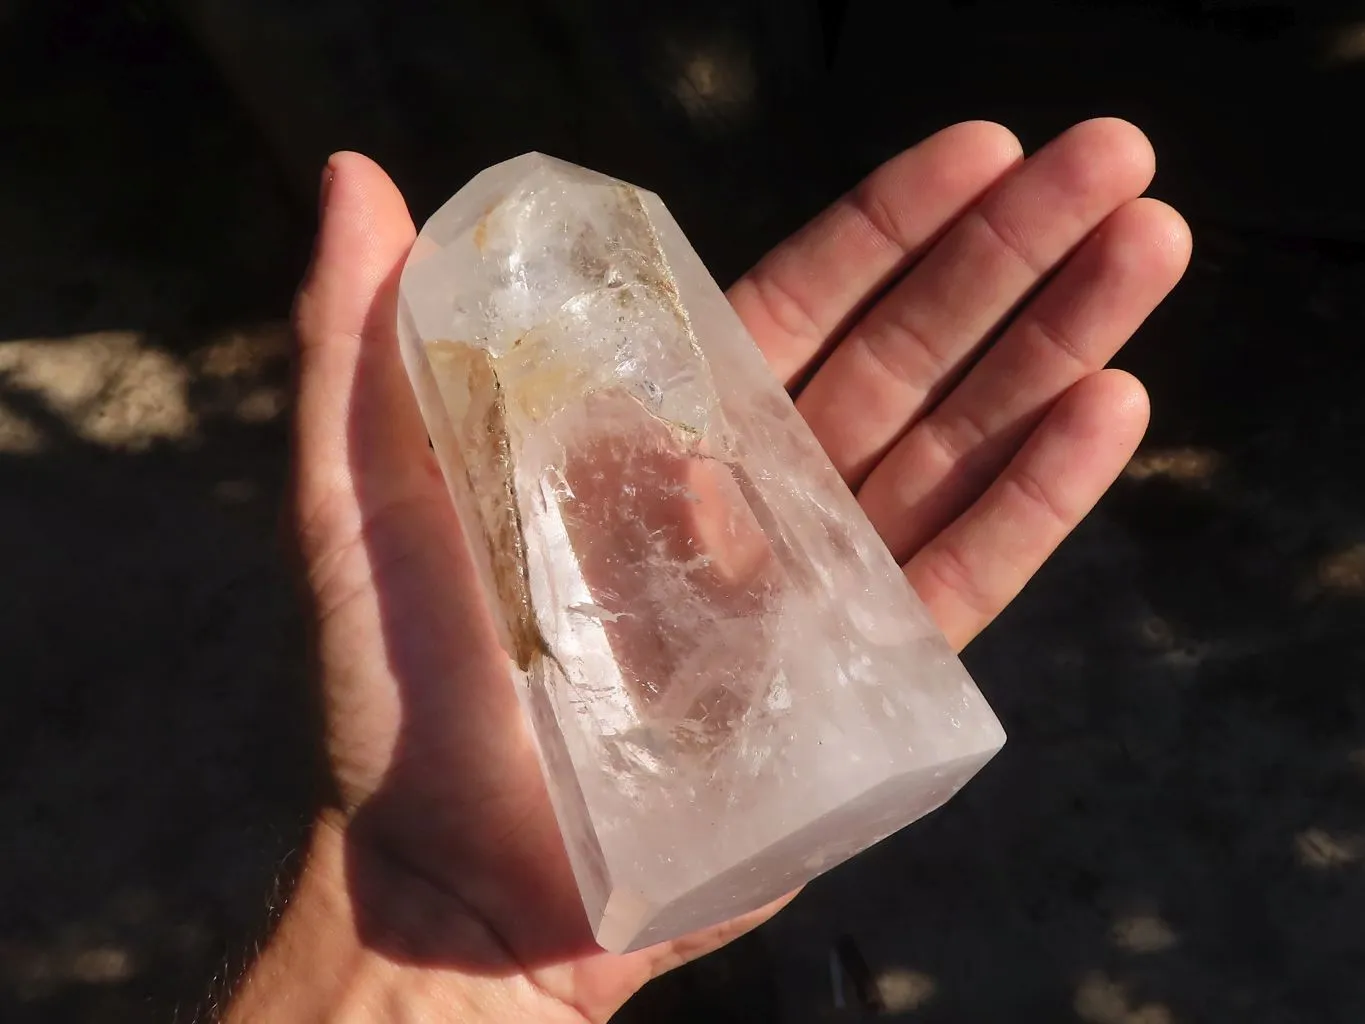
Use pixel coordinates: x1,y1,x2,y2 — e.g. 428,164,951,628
796,118,1156,484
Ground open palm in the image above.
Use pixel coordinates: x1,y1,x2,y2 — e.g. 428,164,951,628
287,119,1189,1023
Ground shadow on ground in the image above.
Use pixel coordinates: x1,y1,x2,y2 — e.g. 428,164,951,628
0,0,1362,1021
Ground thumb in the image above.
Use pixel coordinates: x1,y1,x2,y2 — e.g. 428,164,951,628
290,152,431,565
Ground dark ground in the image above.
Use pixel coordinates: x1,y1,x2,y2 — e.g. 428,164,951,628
1,0,1363,1020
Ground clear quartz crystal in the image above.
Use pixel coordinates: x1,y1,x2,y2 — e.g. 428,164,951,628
397,154,1006,953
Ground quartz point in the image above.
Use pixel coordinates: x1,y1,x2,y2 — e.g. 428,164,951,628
397,154,1006,954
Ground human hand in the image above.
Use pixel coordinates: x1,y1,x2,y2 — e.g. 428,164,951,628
231,119,1189,1023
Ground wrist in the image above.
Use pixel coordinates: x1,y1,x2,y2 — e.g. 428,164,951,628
224,815,572,1023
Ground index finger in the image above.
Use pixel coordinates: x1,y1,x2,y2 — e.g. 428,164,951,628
727,121,1023,387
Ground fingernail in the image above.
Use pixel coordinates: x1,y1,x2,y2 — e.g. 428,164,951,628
318,157,337,222
303,158,337,285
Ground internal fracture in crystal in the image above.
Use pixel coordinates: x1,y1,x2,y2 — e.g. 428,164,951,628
397,154,1006,953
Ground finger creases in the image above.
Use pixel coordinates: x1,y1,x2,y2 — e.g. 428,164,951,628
859,196,1190,558
728,120,1023,386
903,369,1150,651
798,117,1158,485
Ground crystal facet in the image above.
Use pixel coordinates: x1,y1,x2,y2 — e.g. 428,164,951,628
397,154,1006,953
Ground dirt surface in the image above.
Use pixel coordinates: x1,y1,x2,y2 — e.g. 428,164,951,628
1,1,1362,1021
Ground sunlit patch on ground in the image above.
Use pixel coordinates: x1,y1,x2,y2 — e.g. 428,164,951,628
1323,22,1365,66
195,326,291,379
1111,913,1178,954
1075,971,1175,1024
0,332,195,451
1295,828,1364,869
0,323,291,456
0,941,136,1001
1135,615,1216,669
668,38,757,122
0,402,43,453
197,324,293,424
1124,447,1220,485
874,967,935,1013
1313,543,1365,595
233,387,288,423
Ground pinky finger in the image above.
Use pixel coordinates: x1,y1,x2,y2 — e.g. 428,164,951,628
903,369,1150,651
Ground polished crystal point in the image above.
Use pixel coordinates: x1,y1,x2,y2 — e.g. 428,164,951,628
397,154,1006,953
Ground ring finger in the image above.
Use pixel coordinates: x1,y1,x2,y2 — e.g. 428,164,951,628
796,118,1157,485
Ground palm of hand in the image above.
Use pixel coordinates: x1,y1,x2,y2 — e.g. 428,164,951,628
290,120,1188,1023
